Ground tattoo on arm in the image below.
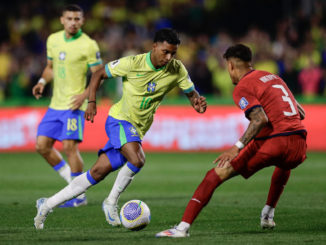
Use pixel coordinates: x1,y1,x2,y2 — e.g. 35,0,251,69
240,107,268,145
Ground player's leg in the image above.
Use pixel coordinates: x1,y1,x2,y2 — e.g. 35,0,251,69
59,139,87,207
36,108,72,183
260,134,307,229
261,167,290,229
105,141,145,205
35,135,71,183
156,162,238,238
157,140,265,237
62,139,84,173
103,142,145,226
34,153,113,229
100,116,143,226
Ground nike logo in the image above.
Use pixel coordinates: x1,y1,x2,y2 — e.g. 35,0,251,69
136,73,145,77
108,212,115,221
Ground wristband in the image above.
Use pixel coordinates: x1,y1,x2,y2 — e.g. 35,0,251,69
235,140,245,149
38,78,46,85
88,100,96,104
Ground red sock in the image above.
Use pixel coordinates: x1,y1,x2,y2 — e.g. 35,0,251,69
266,167,291,207
182,168,222,224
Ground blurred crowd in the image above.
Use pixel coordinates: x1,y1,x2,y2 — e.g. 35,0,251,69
1,0,326,103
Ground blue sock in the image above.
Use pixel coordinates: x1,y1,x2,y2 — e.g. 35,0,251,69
127,162,141,173
71,171,83,178
86,170,98,185
53,160,66,171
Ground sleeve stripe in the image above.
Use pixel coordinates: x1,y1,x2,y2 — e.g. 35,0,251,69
47,56,53,60
183,85,195,93
88,60,103,67
105,64,113,78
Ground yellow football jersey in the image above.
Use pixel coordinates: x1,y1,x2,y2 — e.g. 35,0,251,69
47,29,102,110
105,52,194,138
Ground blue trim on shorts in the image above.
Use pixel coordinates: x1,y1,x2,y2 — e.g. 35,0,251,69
86,170,98,185
127,162,141,173
71,172,83,177
53,160,66,171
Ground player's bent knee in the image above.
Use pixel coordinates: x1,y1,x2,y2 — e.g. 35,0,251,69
214,163,236,181
35,142,50,155
90,154,113,182
90,166,109,182
128,157,145,169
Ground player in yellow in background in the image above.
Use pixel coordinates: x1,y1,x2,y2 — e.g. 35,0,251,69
34,28,207,229
32,4,102,208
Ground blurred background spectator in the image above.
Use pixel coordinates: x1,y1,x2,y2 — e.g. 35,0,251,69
1,0,326,104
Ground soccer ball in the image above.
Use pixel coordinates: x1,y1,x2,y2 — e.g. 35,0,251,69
120,200,151,231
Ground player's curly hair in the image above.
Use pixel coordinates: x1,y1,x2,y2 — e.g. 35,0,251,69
223,44,252,62
154,28,180,45
62,4,84,14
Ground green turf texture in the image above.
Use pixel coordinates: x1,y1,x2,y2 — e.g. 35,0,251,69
0,152,325,244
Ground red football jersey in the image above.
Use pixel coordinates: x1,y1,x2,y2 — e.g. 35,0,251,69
233,70,306,139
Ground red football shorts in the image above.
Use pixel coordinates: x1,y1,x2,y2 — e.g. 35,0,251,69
230,134,307,179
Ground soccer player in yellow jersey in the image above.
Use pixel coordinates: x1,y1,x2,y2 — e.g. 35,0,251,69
32,4,102,208
34,28,207,229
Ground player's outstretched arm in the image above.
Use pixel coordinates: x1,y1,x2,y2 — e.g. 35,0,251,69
70,64,103,110
186,90,207,113
32,60,53,99
214,106,268,166
84,66,108,123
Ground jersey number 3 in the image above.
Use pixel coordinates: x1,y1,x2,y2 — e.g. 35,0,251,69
272,84,297,116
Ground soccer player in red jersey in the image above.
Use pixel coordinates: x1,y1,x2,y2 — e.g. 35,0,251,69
156,44,307,238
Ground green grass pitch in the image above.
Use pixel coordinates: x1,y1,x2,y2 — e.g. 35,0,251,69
0,152,325,244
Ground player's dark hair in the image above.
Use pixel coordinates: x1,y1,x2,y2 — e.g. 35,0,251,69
223,44,252,62
62,4,84,14
154,28,180,45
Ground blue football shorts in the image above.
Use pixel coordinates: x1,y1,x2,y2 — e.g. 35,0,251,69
37,108,85,142
98,116,142,170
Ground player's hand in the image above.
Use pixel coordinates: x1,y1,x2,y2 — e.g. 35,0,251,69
32,83,45,100
85,102,97,123
194,96,207,113
70,94,86,111
213,146,240,168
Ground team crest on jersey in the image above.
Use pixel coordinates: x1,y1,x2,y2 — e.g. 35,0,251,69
59,51,66,60
239,97,249,109
147,82,156,93
129,126,138,137
96,51,101,60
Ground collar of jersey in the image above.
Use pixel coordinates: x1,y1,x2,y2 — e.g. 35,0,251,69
63,29,82,42
146,52,166,71
239,69,255,83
